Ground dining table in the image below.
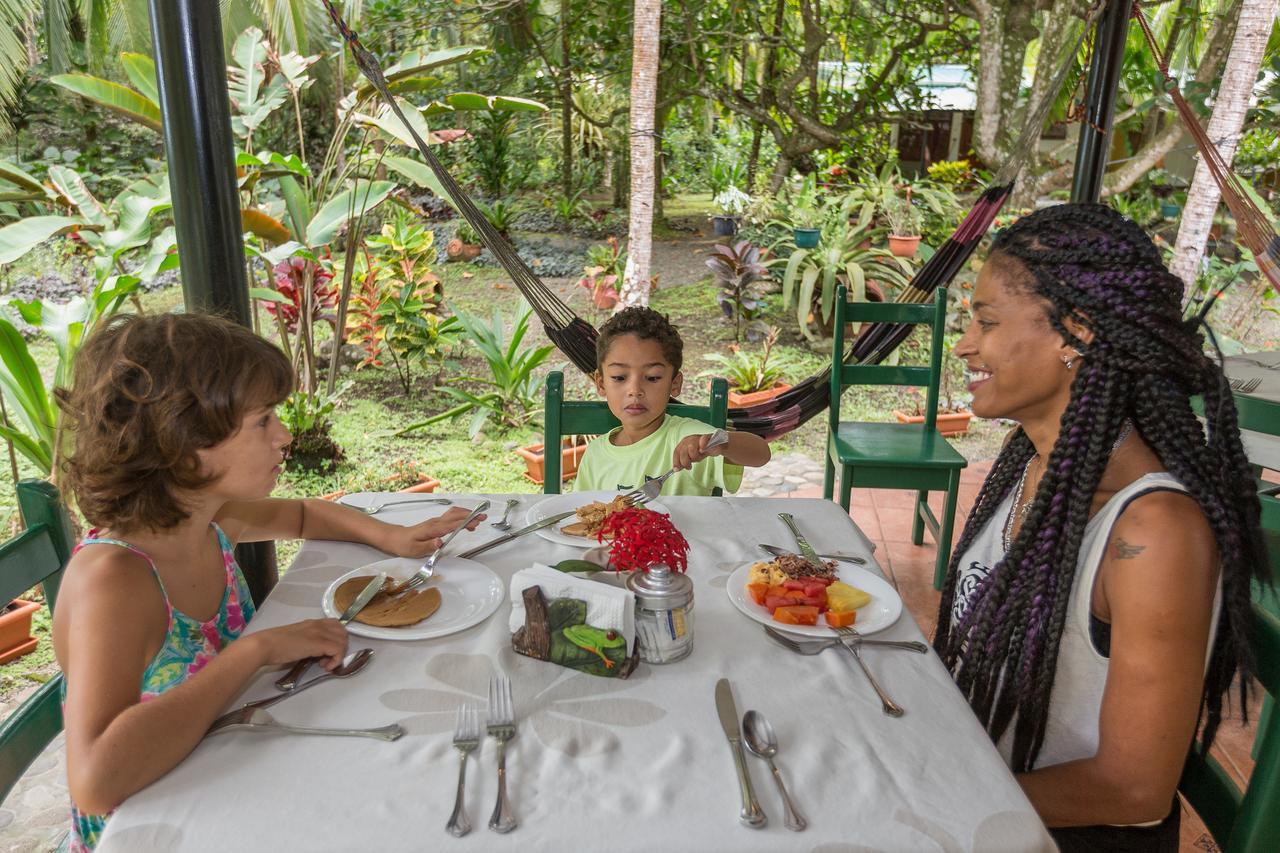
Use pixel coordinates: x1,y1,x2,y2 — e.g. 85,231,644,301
96,493,1054,853
1220,350,1280,471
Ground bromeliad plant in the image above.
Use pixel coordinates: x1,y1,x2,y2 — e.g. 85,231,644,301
705,241,770,341
701,327,792,395
400,304,555,438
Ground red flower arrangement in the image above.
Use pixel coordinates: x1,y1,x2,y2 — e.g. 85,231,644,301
267,255,338,333
598,508,689,574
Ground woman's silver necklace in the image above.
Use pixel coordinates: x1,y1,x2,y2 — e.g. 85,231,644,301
1002,421,1133,551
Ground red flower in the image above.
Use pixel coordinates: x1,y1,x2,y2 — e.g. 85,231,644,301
267,255,338,333
599,508,690,573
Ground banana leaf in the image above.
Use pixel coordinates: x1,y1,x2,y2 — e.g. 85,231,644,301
49,74,162,132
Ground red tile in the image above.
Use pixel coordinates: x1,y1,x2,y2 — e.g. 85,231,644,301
849,505,881,540
870,489,918,509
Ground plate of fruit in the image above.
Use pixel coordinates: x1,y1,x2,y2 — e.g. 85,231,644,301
724,553,901,636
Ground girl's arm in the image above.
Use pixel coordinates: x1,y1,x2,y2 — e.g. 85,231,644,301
1015,490,1219,826
58,552,347,814
215,499,485,558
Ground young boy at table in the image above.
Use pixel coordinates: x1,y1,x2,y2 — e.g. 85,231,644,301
574,306,770,496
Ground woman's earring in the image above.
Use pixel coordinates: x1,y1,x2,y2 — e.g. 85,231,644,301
1061,354,1075,370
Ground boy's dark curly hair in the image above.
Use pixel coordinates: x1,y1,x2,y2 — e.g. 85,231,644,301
56,312,294,532
595,307,684,372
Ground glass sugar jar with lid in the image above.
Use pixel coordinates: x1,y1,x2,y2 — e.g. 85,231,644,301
626,562,694,663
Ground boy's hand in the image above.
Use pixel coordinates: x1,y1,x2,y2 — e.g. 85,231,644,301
386,507,487,558
672,432,725,472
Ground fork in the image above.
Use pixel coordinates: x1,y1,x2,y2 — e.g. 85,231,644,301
491,499,519,531
1229,377,1262,394
487,676,518,833
764,625,928,654
388,500,490,596
830,628,904,717
447,703,482,837
339,496,452,515
621,429,729,504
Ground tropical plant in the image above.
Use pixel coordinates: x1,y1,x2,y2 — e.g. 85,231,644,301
403,305,554,438
478,199,520,237
364,212,443,308
775,200,915,339
705,240,770,341
787,176,822,230
375,288,462,395
279,382,352,474
454,220,482,246
925,159,974,192
701,327,792,395
469,111,516,197
708,159,747,197
712,186,751,218
0,274,138,476
881,195,922,238
584,236,627,279
551,190,592,225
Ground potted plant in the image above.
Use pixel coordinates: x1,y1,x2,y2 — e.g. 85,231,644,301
577,266,620,310
0,598,41,664
446,221,483,262
702,327,793,407
892,333,972,436
516,435,591,484
711,186,750,237
789,175,822,248
319,460,443,501
882,195,923,258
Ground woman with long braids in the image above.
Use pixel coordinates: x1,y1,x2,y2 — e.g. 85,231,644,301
937,203,1268,851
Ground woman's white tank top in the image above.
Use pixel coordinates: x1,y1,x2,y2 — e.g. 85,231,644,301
951,471,1222,770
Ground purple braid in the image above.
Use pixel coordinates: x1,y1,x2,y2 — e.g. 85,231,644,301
935,203,1270,771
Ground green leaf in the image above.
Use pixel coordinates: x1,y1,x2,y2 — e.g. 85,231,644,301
0,216,87,265
305,181,397,247
50,74,162,132
0,160,49,195
381,155,455,210
47,165,109,227
0,423,51,473
797,266,820,340
354,98,433,149
250,287,291,304
278,175,310,242
781,248,809,309
120,52,159,107
357,45,491,98
0,318,55,472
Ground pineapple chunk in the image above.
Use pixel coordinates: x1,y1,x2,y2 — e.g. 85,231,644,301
827,581,871,612
747,560,788,587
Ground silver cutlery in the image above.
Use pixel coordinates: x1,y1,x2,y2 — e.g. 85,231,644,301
1229,376,1262,394
777,513,829,573
341,496,452,515
742,710,805,832
714,678,767,828
832,629,904,717
622,429,729,504
391,500,491,596
491,499,519,531
759,543,866,566
208,707,404,741
457,510,577,560
275,571,387,690
447,703,483,837
764,625,928,654
211,650,373,732
487,675,518,833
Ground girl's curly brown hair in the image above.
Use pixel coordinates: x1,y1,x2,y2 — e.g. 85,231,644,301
56,313,294,532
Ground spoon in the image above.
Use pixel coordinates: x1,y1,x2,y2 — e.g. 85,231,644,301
342,496,452,515
491,498,519,530
742,710,806,832
210,649,375,733
210,707,404,741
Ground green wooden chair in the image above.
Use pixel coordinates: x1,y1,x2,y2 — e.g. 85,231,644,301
0,480,75,807
1179,597,1280,853
823,285,967,590
542,370,730,495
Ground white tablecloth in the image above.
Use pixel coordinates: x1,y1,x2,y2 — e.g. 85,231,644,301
98,495,1052,853
1223,351,1280,471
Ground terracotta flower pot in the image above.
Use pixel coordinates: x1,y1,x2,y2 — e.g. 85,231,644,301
893,408,973,438
888,234,922,258
728,382,793,408
516,440,589,485
446,238,482,262
319,473,441,502
0,599,41,665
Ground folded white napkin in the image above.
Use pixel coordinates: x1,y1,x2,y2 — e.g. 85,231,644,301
508,564,636,653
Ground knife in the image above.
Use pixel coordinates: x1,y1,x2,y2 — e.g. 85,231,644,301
457,510,577,560
778,513,826,570
715,678,767,828
275,571,387,691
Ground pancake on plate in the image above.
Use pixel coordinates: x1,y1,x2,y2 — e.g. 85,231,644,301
561,495,631,538
333,575,441,627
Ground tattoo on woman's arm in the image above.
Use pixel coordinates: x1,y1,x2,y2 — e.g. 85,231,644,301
1112,538,1145,560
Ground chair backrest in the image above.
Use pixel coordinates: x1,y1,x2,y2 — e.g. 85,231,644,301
1180,599,1280,852
0,479,74,804
542,370,730,494
829,285,948,433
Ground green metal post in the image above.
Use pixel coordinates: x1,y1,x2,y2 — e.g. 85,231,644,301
149,0,276,604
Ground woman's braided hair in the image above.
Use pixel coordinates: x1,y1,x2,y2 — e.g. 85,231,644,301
934,202,1269,771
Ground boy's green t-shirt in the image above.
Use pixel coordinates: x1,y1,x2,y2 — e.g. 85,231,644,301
573,414,743,497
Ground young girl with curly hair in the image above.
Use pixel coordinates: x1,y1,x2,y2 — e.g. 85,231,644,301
937,203,1269,852
52,312,483,850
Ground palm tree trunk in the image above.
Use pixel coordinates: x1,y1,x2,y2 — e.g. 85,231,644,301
1169,0,1277,290
620,0,661,308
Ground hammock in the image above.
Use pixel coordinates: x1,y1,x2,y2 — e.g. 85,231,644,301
315,1,1124,439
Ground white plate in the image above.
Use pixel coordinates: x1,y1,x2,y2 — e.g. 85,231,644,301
321,556,504,641
724,561,902,637
525,491,673,548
